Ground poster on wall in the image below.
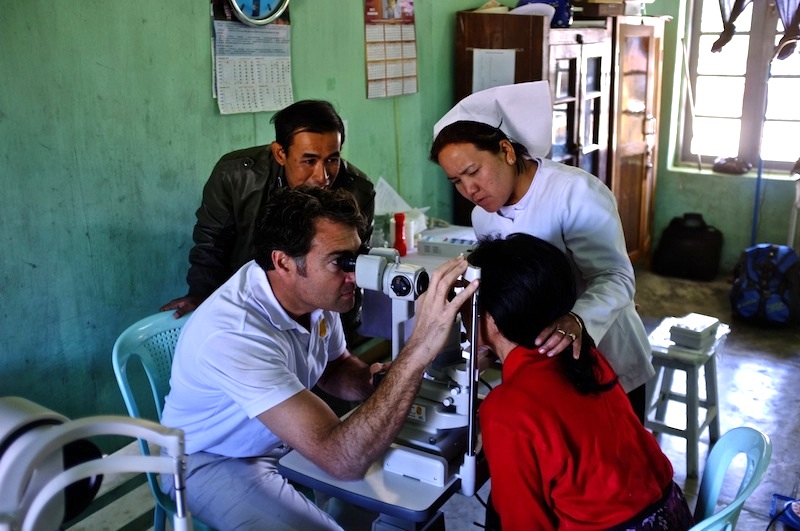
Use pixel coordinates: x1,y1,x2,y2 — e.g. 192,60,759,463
211,0,294,114
363,0,418,99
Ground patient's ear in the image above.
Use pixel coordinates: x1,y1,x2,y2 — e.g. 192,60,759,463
483,314,501,341
483,313,515,362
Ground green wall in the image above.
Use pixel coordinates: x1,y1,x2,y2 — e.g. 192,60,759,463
3,0,793,426
649,0,796,273
0,0,477,423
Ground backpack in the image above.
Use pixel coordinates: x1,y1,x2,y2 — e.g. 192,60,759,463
729,243,800,326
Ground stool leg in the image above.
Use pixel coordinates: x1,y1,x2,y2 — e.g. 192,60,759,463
686,365,700,478
645,367,661,420
705,356,721,444
654,368,675,423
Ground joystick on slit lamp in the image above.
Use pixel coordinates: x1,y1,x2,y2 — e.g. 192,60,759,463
347,248,484,495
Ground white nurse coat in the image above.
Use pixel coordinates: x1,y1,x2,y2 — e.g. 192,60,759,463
472,158,654,392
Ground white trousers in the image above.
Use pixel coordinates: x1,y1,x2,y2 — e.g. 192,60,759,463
162,450,350,531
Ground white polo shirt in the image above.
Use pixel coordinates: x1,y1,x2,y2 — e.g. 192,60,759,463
161,261,346,457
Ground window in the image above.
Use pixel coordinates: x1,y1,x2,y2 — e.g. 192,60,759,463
681,0,800,172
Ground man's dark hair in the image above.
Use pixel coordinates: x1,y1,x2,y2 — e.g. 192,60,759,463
271,100,346,150
254,186,366,272
467,233,616,394
430,120,529,175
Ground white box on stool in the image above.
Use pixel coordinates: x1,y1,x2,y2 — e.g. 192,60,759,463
669,313,720,349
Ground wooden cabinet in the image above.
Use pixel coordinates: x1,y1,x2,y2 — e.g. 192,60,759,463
454,11,550,103
548,25,612,185
609,16,665,264
452,12,613,224
451,12,666,264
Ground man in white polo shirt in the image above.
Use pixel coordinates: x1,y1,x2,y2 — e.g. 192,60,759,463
160,186,478,530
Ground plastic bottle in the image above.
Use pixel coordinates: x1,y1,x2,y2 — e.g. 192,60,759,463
393,212,407,256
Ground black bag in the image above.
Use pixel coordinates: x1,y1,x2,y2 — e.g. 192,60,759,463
652,213,723,281
730,243,800,326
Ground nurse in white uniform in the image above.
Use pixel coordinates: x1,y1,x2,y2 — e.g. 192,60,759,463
430,81,653,419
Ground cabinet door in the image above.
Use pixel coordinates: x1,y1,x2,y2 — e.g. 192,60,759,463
549,27,612,185
454,12,549,102
452,11,550,225
610,17,664,263
550,42,582,169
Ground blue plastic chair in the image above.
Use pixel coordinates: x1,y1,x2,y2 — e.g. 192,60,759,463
689,426,772,531
111,311,214,531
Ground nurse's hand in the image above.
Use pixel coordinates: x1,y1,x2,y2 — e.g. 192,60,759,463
535,312,583,359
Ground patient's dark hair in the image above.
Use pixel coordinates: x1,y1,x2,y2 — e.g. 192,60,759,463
467,233,616,394
254,186,365,272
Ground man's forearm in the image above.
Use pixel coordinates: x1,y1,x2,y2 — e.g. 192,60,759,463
316,353,373,402
318,342,429,479
292,257,477,480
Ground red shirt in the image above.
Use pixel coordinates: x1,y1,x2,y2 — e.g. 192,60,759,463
480,346,674,530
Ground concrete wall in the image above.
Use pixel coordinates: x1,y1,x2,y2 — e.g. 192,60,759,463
2,0,792,428
0,0,476,423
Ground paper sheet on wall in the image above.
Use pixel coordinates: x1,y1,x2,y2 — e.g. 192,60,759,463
212,21,294,114
363,0,418,99
374,177,412,215
472,49,516,93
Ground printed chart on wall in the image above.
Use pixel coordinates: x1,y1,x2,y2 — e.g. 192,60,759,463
364,0,417,99
210,0,294,114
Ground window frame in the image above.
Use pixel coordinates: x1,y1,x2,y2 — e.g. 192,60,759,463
679,0,796,174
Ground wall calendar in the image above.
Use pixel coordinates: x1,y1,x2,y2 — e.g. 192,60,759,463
363,1,418,99
211,0,293,114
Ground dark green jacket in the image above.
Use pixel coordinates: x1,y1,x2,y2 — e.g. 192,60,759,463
187,145,375,299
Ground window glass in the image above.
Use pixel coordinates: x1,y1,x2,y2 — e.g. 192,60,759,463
700,0,752,32
580,152,597,175
554,59,574,99
681,0,799,171
583,97,597,146
690,117,741,157
585,57,600,92
766,79,800,120
695,77,745,117
697,35,750,76
552,103,571,159
761,122,800,162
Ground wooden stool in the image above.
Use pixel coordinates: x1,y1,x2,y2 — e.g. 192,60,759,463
645,318,730,478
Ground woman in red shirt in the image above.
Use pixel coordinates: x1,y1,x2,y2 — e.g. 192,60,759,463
469,233,694,530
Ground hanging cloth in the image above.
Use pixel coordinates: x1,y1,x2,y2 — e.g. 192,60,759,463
775,0,800,59
712,0,754,52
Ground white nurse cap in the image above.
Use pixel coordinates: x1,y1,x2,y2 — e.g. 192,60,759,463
432,81,553,158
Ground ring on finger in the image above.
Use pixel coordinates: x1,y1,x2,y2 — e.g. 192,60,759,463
566,332,577,341
556,328,567,335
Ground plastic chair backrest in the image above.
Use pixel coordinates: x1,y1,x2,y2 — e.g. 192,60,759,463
111,312,213,531
0,415,193,531
112,312,191,423
689,426,772,531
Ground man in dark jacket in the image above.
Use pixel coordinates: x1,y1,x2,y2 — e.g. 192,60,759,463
161,100,375,341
